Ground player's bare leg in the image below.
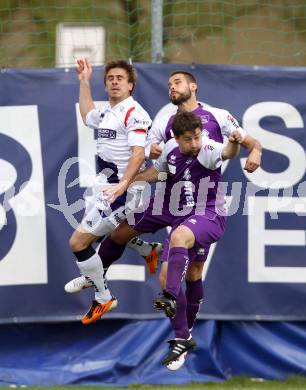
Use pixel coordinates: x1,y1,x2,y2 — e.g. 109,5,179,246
68,226,118,325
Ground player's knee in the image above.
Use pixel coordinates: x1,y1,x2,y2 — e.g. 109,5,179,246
111,222,136,245
111,228,126,245
186,263,203,281
186,268,202,281
170,230,186,247
69,234,87,252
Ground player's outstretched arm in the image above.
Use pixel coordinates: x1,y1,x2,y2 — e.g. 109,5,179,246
76,58,95,124
134,165,160,183
222,131,242,160
240,134,262,173
149,143,163,159
103,146,145,203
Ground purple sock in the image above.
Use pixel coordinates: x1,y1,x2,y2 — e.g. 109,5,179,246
170,286,190,339
166,247,189,299
185,278,204,330
98,237,126,269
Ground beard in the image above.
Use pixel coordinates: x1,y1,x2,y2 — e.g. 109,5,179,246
170,88,192,105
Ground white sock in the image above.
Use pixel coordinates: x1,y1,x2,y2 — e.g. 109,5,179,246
127,237,152,257
76,253,112,304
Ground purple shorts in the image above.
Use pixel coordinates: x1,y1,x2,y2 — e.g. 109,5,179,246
132,201,226,263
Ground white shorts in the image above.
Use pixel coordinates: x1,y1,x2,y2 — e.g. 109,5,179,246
80,175,145,237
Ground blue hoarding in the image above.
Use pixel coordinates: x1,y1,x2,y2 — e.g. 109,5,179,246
0,64,305,322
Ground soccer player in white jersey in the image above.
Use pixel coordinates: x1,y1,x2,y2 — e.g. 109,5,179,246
67,59,161,325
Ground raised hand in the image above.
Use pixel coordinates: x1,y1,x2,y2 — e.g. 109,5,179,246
76,58,93,82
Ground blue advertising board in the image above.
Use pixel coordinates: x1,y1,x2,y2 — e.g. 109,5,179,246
0,64,305,322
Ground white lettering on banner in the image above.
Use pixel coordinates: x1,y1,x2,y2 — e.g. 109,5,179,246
242,102,306,189
106,264,145,282
0,106,47,286
248,196,306,283
75,101,108,188
202,196,232,280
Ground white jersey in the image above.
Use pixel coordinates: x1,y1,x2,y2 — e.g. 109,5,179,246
86,96,151,181
149,103,246,145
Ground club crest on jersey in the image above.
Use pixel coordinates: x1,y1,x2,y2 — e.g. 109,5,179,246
169,154,176,164
133,118,150,126
98,128,117,139
201,115,209,124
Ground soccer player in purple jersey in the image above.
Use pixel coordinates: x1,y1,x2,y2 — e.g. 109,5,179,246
147,70,262,369
97,111,243,366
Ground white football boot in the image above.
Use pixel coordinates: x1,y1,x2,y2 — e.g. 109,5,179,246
64,276,94,293
166,351,187,371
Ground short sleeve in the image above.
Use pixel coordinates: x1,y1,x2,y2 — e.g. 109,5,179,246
126,108,152,148
221,110,247,140
197,137,224,170
149,116,168,144
154,146,170,173
85,109,102,129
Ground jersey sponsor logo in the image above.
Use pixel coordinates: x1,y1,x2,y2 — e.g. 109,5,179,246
133,118,150,127
97,128,117,139
227,114,240,129
184,181,195,206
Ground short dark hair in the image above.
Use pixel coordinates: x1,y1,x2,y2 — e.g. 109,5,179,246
170,70,197,84
172,111,202,137
104,60,137,92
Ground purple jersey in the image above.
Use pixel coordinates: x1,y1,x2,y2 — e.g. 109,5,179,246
154,135,225,218
132,134,227,263
149,103,246,144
